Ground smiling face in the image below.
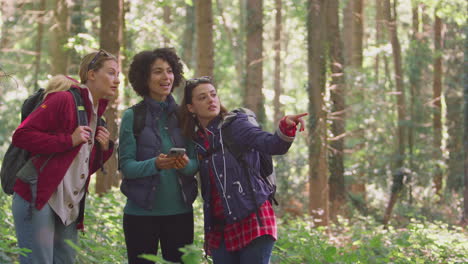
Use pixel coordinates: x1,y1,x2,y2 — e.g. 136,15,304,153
187,83,220,127
148,58,174,101
87,59,120,100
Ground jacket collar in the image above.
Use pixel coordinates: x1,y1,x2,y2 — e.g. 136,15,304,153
72,84,109,117
143,94,178,115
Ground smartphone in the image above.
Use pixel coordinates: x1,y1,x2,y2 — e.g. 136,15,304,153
168,147,186,157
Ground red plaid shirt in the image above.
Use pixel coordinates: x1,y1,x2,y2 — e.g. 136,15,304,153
200,116,296,253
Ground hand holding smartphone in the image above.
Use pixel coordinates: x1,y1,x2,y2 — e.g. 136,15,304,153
168,147,186,157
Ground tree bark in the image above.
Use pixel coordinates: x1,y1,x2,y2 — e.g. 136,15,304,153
444,23,464,192
95,0,123,195
195,0,214,77
327,0,346,222
0,0,15,50
383,0,406,226
163,4,171,46
308,0,329,227
245,0,266,124
50,0,70,75
375,0,384,85
181,3,195,70
33,0,46,92
463,24,468,225
273,0,283,125
432,11,443,197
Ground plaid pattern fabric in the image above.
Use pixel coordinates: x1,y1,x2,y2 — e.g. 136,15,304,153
198,131,277,253
205,200,277,252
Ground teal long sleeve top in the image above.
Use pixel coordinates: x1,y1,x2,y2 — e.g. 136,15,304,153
119,104,197,216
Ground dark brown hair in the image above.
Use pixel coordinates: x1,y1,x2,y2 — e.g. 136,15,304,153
179,76,228,139
128,48,183,97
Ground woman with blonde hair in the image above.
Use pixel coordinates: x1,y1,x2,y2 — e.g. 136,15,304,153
11,49,119,263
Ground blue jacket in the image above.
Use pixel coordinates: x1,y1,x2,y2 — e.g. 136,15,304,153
193,113,295,232
119,95,198,211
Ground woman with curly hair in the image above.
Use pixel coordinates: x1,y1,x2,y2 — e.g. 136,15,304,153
118,48,198,264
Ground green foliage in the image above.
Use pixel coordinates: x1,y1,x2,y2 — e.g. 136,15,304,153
2,188,467,264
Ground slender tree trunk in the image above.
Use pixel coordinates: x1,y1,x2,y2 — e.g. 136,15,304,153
33,0,46,91
308,0,329,227
50,0,70,75
375,0,384,85
352,0,363,67
216,0,244,90
327,0,346,221
95,0,123,194
345,0,366,207
445,23,464,192
407,0,421,204
273,0,283,125
342,0,352,67
181,3,195,70
463,24,468,225
245,0,265,124
383,0,406,226
239,0,247,92
163,4,171,46
0,0,15,50
195,0,214,77
432,11,443,197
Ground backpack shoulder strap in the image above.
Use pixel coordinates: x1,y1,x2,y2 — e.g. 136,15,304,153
131,100,146,142
21,88,45,121
68,87,88,126
221,114,244,161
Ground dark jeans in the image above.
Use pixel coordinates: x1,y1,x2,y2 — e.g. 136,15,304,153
211,235,275,264
123,212,194,264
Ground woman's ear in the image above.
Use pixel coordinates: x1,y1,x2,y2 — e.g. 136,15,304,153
87,70,96,82
187,104,195,114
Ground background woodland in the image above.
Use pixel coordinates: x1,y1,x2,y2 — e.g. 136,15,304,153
0,0,467,263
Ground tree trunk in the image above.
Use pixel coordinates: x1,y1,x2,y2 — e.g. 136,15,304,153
327,0,346,222
343,0,363,68
432,12,443,197
216,0,244,91
345,0,366,207
163,4,171,46
463,27,468,225
445,23,464,192
351,0,363,67
195,0,214,77
95,0,123,195
0,0,15,50
33,0,46,92
273,0,283,125
245,0,265,124
181,3,195,70
308,0,329,227
375,0,384,85
50,0,70,75
383,0,406,226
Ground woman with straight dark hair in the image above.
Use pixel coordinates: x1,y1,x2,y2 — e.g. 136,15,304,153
179,76,307,264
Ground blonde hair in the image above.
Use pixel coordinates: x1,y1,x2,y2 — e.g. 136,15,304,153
78,49,117,84
44,75,79,98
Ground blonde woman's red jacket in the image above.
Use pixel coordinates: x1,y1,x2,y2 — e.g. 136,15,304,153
12,86,114,225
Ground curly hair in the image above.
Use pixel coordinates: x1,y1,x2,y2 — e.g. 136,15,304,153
128,48,184,97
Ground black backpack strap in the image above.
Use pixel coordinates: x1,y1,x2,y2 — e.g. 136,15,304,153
21,88,45,121
131,100,146,142
68,87,88,126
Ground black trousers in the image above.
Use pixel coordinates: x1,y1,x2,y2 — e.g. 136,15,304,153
123,212,194,264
